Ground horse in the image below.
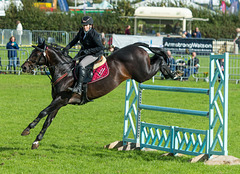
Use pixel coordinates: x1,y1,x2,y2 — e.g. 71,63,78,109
21,41,178,149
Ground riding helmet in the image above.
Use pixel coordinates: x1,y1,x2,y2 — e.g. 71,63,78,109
81,16,93,25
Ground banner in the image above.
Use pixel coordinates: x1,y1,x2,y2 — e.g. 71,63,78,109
163,38,213,55
112,34,163,49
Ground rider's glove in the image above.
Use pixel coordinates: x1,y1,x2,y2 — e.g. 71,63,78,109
62,47,69,56
83,49,89,55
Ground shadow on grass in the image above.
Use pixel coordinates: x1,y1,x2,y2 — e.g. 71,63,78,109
43,143,191,163
0,147,22,152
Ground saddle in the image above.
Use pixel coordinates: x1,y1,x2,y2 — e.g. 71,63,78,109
73,56,109,105
93,56,106,69
74,56,107,82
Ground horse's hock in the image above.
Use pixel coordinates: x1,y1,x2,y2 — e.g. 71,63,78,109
106,53,240,165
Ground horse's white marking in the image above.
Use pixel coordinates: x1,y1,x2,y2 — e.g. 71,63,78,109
33,141,39,145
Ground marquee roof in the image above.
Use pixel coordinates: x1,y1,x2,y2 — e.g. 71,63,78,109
134,7,193,19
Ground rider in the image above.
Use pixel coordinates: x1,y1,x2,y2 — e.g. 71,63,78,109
62,16,105,94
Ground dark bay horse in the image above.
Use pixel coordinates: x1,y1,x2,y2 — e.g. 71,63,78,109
21,41,177,149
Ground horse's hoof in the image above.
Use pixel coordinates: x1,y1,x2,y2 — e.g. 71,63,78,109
21,128,30,136
31,141,39,149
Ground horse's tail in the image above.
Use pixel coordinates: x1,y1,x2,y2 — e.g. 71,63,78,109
132,42,168,63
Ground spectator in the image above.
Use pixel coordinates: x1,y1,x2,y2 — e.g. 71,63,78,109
233,28,240,42
125,25,131,35
235,36,240,51
219,58,224,72
165,24,173,34
217,58,224,82
156,32,161,37
101,37,106,47
108,36,113,47
102,38,108,57
108,45,119,55
6,36,19,74
183,31,191,38
233,28,240,52
185,52,200,78
192,27,201,38
166,50,175,72
16,20,23,45
173,22,180,34
101,32,105,39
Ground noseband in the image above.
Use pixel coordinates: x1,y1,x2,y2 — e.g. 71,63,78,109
37,51,48,65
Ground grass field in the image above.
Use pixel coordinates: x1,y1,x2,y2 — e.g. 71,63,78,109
0,75,240,174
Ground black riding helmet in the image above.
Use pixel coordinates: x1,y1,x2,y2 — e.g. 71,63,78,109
81,16,93,25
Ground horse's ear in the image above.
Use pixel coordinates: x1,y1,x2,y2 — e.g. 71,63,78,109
37,37,45,49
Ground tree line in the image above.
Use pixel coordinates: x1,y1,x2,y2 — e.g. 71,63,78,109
0,0,239,39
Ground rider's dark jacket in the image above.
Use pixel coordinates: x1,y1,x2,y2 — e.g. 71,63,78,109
66,28,104,58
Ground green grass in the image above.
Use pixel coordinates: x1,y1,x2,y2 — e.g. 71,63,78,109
0,75,240,174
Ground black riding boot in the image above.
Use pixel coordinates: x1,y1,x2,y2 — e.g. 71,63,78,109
72,66,86,95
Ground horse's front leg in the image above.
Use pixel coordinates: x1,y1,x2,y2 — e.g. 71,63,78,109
29,96,69,149
30,95,69,149
31,109,59,149
21,103,55,136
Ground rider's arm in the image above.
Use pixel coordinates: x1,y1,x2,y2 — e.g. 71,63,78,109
65,31,81,49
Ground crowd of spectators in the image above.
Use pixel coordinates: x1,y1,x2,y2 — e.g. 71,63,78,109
166,50,200,80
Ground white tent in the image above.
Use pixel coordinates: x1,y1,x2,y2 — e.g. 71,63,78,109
96,0,113,9
133,6,208,35
134,7,193,35
134,7,192,19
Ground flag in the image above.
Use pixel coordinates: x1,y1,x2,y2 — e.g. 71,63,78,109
221,0,226,13
208,0,213,10
83,0,86,15
228,0,239,15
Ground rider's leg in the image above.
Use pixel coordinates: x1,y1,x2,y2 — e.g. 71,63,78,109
71,55,99,94
72,65,86,94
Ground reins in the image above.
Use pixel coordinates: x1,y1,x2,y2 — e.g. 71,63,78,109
44,68,70,87
53,72,68,86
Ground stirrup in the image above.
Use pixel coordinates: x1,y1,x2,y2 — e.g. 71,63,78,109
68,87,82,95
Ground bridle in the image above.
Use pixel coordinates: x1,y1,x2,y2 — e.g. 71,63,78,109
29,45,72,86
31,45,49,66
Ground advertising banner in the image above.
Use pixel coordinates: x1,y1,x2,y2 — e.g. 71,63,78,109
163,37,214,55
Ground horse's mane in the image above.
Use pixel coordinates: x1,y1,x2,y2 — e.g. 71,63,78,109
48,43,64,52
47,44,73,63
